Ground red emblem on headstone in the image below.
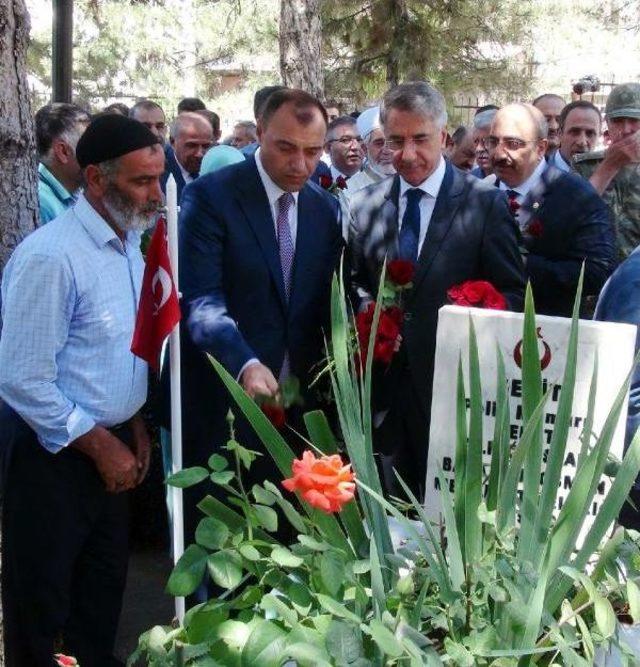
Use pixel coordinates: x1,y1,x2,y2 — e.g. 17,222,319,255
513,327,552,370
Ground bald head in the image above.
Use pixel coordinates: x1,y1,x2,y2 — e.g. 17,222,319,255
170,112,214,175
489,103,548,188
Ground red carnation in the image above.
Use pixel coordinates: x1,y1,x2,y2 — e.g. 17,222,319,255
527,219,544,238
387,259,416,286
335,175,348,190
319,174,333,190
447,280,507,311
262,403,286,429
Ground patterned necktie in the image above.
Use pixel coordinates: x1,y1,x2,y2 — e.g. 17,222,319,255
398,188,424,262
506,189,521,216
277,192,295,299
277,192,295,381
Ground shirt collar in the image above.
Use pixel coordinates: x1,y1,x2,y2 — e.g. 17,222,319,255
38,162,74,202
73,194,126,249
255,148,300,208
399,155,446,200
499,157,547,198
553,150,571,173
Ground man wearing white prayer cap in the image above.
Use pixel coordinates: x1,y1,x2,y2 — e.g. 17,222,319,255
348,105,395,193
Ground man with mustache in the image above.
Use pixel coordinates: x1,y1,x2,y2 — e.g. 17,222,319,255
533,93,565,157
489,103,615,316
176,88,343,554
471,108,497,179
0,114,164,666
553,100,602,173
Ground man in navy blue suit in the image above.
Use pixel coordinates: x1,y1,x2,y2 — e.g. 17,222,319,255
177,88,343,547
349,82,525,497
161,112,213,199
489,103,616,317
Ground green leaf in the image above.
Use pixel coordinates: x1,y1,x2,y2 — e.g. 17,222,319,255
240,620,287,667
325,620,364,663
259,593,298,626
210,470,235,485
316,594,361,624
298,534,329,551
208,453,229,471
195,517,230,550
352,559,371,574
594,595,616,638
166,466,208,488
287,581,313,616
254,505,278,532
454,356,468,559
207,550,243,589
166,544,207,596
273,495,307,534
444,638,475,666
628,579,640,624
280,642,332,667
320,550,345,597
238,544,261,561
270,546,304,568
363,619,404,658
252,484,277,506
225,439,259,470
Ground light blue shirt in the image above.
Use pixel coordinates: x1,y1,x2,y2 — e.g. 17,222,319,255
0,194,148,453
38,162,76,224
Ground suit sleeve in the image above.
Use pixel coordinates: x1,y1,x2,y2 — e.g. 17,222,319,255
526,183,616,298
347,199,376,313
179,180,257,379
481,191,527,311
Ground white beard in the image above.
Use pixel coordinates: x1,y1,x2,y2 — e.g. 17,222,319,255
103,188,158,233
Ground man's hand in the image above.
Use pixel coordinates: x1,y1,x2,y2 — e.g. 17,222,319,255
591,130,640,195
130,413,151,485
72,426,138,493
241,362,279,399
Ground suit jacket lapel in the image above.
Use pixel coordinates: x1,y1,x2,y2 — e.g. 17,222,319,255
236,159,287,310
412,161,464,292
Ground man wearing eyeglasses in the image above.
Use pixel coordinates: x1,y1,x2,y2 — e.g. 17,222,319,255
349,81,525,499
489,103,615,317
325,115,364,181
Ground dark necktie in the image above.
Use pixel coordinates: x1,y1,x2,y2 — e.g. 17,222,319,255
277,192,295,380
506,189,520,216
399,188,424,262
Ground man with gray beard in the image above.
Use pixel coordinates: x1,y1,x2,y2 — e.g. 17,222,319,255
0,114,163,667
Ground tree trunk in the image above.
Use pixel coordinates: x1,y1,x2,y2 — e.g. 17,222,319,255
279,0,324,100
0,0,38,275
385,0,409,87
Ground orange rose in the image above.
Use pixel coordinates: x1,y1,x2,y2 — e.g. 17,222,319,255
282,450,356,513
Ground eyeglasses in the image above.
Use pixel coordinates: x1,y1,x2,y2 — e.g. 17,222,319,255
328,135,363,146
385,136,431,151
485,136,539,151
368,138,386,149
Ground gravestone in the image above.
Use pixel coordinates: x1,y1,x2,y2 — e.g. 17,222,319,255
424,305,637,531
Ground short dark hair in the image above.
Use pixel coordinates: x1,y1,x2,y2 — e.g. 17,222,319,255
35,103,91,158
559,100,601,130
326,115,357,140
195,109,220,135
254,85,286,120
103,102,130,116
451,125,469,145
177,97,206,113
260,88,328,128
129,99,165,119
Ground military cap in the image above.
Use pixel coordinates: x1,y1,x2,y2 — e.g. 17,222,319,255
605,83,640,120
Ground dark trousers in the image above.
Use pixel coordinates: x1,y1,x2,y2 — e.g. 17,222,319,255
2,421,129,667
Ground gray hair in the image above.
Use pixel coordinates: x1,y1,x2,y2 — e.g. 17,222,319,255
380,81,447,129
233,120,258,141
473,109,497,131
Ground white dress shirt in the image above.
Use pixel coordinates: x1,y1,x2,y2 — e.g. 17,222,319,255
398,155,447,254
255,148,299,244
498,157,547,203
552,150,571,173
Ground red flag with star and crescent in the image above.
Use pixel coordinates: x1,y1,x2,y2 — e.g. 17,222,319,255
131,218,181,372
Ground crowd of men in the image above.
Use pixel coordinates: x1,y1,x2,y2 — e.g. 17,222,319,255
1,79,640,665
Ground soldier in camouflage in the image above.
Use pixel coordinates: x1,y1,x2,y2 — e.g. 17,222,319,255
574,82,640,262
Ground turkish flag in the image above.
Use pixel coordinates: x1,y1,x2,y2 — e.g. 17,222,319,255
131,218,180,372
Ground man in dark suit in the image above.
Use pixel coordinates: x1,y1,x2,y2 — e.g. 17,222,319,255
161,112,213,199
349,81,525,498
177,89,343,549
489,103,615,317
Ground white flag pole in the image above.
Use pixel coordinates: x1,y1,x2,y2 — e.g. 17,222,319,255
166,175,185,624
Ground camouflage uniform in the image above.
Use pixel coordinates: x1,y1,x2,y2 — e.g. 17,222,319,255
573,83,640,263
574,151,640,262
